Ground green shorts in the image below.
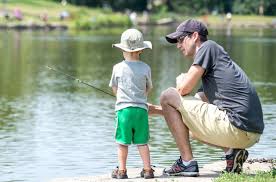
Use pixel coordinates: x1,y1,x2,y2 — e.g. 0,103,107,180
115,107,149,145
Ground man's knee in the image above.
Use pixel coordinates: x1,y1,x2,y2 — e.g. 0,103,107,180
160,87,178,105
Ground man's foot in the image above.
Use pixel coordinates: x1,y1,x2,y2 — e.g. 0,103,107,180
225,149,249,173
163,157,199,176
140,168,155,179
111,166,128,179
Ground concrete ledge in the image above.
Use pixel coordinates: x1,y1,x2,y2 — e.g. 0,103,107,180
50,160,273,182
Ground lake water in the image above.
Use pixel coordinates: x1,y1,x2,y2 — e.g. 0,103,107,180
0,27,276,182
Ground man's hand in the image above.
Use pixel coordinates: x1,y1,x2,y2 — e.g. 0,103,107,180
148,103,163,116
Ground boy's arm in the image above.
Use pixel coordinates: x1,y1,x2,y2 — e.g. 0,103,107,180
109,65,118,95
146,86,152,95
148,103,163,116
112,86,117,96
146,68,153,95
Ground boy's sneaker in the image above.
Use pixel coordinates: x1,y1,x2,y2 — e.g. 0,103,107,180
111,166,128,179
225,149,249,173
163,157,199,177
140,168,155,179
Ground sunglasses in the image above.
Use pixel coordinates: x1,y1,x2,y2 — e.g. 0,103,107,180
177,36,186,44
177,32,193,43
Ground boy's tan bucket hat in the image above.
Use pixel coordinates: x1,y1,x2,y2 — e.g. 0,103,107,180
113,29,152,52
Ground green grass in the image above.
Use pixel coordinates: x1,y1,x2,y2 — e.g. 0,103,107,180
1,0,130,29
203,15,275,27
1,1,275,29
149,12,275,27
215,168,276,182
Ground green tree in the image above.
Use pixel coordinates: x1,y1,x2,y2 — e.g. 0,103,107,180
264,0,276,15
233,0,259,14
46,0,276,15
108,0,148,12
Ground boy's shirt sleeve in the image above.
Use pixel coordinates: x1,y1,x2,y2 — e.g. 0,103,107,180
109,65,117,87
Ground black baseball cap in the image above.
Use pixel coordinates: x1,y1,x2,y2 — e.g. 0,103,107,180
165,19,208,43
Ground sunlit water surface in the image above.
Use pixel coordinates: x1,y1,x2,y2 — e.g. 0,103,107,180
0,27,276,182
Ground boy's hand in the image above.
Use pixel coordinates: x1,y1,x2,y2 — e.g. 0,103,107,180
148,103,163,116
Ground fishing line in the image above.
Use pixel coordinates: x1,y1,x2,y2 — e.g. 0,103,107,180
46,65,115,98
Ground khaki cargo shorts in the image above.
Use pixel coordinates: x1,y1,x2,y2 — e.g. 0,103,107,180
177,96,261,149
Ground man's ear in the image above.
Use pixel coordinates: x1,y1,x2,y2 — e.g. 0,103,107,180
192,32,201,44
192,32,199,42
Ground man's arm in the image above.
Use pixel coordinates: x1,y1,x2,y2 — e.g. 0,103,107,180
177,65,205,96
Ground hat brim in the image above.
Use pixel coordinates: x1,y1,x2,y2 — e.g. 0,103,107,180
165,31,184,44
112,41,152,52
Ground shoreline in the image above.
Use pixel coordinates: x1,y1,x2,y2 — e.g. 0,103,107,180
49,159,274,182
1,1,275,31
138,18,276,29
0,24,273,31
0,18,275,31
0,23,68,31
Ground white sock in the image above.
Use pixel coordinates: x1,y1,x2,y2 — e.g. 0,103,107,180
225,148,233,155
182,159,194,166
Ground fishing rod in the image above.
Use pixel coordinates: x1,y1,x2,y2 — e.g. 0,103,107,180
46,65,115,98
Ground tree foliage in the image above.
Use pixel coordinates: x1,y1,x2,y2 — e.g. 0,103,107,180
49,0,276,15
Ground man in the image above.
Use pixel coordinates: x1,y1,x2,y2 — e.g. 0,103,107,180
148,19,264,176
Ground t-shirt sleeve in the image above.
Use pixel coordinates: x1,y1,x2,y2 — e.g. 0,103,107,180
109,65,117,87
193,44,214,71
146,67,153,90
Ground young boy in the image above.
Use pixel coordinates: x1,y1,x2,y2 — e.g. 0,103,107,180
109,29,154,179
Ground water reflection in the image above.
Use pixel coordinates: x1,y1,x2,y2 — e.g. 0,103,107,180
0,28,276,182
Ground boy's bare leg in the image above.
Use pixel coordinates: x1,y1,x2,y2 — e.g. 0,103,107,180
137,144,151,170
160,87,193,161
118,144,128,170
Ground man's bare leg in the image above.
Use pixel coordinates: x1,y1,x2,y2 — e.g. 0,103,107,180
160,87,193,161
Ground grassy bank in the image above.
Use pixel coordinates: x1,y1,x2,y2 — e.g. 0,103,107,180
148,12,276,28
215,168,276,182
0,0,131,30
0,0,275,30
200,15,276,28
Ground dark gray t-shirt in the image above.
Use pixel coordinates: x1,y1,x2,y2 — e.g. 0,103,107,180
194,40,264,134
